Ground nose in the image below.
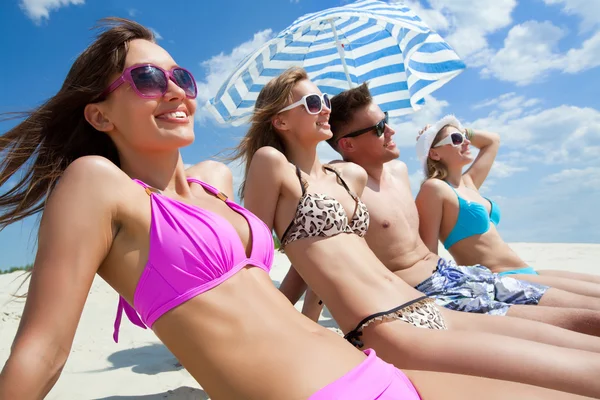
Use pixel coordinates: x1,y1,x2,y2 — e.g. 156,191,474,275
163,77,186,101
320,102,331,116
385,124,395,138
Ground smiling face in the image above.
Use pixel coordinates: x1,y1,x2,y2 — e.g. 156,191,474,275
100,39,197,153
274,79,333,144
429,124,473,168
337,102,399,164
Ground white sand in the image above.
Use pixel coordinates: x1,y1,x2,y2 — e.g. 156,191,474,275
1,243,599,399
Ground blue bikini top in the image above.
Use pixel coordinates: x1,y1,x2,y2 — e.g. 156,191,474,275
443,181,501,249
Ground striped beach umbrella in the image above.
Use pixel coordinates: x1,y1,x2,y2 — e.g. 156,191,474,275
206,0,465,126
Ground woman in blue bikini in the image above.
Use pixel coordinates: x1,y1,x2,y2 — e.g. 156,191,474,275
415,115,600,299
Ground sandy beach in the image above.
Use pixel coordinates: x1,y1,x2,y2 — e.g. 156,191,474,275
1,243,599,399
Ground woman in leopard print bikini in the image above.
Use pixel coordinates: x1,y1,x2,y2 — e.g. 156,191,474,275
229,66,600,398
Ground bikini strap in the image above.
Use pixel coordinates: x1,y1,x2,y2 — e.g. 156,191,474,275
443,180,461,198
280,165,308,247
294,165,308,196
113,296,147,343
133,179,162,196
323,165,359,202
186,177,229,202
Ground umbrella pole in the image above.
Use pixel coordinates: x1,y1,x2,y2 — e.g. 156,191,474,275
329,19,353,89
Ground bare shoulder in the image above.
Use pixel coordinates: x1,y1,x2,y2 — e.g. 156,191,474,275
330,161,368,193
253,146,288,168
386,159,408,176
44,156,127,223
187,160,233,191
59,156,128,197
418,178,449,199
249,146,294,184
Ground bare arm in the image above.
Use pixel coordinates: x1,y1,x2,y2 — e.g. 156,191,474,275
244,146,285,231
463,128,500,189
278,265,307,304
0,157,118,399
243,147,311,302
415,180,446,254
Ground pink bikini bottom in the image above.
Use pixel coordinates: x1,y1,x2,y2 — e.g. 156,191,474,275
309,349,421,399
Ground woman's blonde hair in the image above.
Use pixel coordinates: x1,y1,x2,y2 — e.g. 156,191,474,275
229,67,308,198
424,124,455,181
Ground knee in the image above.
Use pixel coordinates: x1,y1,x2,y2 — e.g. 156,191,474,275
564,309,600,333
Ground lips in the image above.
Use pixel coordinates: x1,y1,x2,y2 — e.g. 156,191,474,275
316,121,330,129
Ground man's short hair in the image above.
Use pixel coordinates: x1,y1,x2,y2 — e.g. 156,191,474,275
327,82,373,149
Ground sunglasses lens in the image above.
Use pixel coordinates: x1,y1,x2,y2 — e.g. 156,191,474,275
305,95,322,114
172,68,197,98
130,66,167,97
376,120,386,136
323,94,331,110
451,133,464,145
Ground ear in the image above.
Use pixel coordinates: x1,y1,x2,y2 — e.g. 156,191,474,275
337,137,356,154
428,148,441,161
271,115,289,133
84,103,114,132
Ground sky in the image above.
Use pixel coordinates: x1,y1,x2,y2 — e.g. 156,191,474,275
0,0,599,270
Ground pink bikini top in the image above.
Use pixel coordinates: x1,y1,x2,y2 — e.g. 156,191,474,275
112,177,274,342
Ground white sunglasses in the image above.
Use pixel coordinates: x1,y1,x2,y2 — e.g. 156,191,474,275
433,131,467,148
277,93,331,115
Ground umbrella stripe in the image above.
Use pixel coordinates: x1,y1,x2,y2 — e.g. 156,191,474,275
206,0,465,126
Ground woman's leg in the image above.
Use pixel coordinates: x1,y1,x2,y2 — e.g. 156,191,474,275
506,305,600,336
507,273,600,298
439,307,600,352
538,287,600,311
362,319,600,398
406,370,594,400
539,269,600,285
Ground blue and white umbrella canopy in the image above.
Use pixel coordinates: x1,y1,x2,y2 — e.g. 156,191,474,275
206,0,465,126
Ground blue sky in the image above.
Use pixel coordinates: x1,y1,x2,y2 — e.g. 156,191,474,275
0,0,599,270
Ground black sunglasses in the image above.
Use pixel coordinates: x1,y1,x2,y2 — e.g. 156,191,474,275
337,112,388,143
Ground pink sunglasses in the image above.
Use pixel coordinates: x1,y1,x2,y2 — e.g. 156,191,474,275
101,64,198,99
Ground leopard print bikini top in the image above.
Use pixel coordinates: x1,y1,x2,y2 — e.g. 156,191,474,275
280,164,370,248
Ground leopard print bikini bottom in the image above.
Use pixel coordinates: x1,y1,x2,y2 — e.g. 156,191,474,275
343,296,448,349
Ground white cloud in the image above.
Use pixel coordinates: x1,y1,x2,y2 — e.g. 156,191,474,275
480,21,565,85
128,8,138,17
470,98,600,165
543,0,600,33
543,167,600,190
397,0,450,32
196,29,276,124
390,95,450,148
20,0,84,24
149,27,163,41
479,20,600,85
489,160,527,178
473,92,542,111
394,0,517,62
409,169,425,196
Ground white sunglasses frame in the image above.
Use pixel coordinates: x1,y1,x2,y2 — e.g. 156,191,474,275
277,93,331,115
433,131,467,148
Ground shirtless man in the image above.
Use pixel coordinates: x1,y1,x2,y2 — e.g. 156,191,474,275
279,83,600,336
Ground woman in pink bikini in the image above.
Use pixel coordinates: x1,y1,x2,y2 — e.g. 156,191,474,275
0,17,585,400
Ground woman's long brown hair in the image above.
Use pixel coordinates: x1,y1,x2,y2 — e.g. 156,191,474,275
0,18,154,230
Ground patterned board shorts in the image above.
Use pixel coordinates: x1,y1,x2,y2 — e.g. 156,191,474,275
344,296,448,348
415,258,549,315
